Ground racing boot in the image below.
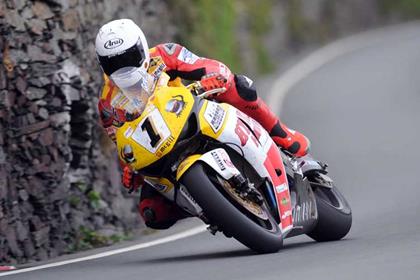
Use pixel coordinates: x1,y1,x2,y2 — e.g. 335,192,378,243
269,120,310,157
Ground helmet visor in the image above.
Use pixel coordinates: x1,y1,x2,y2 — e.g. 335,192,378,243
110,66,154,114
97,39,146,76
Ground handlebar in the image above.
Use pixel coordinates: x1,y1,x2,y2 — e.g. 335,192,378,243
187,82,226,99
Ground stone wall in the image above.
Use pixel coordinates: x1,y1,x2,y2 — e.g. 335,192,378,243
0,0,173,264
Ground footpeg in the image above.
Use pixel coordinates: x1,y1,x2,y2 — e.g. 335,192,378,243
207,225,218,235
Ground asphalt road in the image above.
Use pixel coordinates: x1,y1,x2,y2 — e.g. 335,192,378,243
4,23,420,279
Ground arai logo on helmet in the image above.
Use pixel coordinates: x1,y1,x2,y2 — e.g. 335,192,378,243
104,38,124,49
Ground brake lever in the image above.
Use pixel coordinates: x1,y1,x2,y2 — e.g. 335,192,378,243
195,87,226,99
188,82,226,98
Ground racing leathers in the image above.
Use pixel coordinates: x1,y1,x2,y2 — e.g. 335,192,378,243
98,43,310,229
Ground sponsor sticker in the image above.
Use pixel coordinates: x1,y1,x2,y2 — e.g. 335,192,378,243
177,47,199,64
211,151,226,171
151,63,166,89
281,210,293,220
155,135,175,157
275,183,288,193
204,102,226,133
150,56,163,68
110,90,142,114
104,38,124,49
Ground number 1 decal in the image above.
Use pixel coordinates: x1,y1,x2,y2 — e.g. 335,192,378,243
131,108,171,153
141,117,161,148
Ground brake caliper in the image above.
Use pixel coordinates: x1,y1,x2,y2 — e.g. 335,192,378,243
231,174,264,205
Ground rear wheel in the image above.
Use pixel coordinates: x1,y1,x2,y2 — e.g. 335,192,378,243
181,163,283,253
307,175,352,241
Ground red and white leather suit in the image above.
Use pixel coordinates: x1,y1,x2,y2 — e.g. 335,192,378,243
98,43,310,229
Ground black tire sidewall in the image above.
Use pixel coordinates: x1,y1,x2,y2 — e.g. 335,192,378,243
181,163,283,253
307,186,352,242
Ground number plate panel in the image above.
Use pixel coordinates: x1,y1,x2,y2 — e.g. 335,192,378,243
131,108,171,153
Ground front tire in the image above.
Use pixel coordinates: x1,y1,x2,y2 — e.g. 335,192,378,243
307,184,352,242
181,163,283,253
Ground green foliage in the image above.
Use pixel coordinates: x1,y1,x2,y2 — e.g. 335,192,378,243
170,0,275,74
244,0,275,73
286,0,306,46
87,190,101,208
79,226,108,248
75,182,87,192
172,0,241,72
380,0,420,18
69,195,81,207
286,0,334,48
68,226,131,252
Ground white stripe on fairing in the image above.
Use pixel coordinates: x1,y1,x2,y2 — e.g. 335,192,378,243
0,225,207,277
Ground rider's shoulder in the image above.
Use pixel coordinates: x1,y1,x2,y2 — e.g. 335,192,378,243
152,43,183,57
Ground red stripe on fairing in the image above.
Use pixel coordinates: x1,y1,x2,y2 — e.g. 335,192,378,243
263,143,293,231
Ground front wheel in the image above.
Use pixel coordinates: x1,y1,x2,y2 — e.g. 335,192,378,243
181,163,283,253
307,179,352,242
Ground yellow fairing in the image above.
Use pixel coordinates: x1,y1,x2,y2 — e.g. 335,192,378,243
116,86,194,170
176,154,202,180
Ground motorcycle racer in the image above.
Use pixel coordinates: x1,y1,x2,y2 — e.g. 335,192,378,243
95,19,310,229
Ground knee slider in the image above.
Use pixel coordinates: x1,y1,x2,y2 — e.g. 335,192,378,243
234,74,257,102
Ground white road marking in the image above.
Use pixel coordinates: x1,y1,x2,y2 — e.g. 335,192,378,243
268,21,420,111
0,225,207,277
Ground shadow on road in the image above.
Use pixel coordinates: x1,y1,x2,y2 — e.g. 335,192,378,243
140,249,256,264
133,240,327,265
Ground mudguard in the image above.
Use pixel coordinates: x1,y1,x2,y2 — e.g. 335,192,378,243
176,148,240,181
296,155,327,175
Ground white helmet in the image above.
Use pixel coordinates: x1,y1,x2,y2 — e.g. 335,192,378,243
95,19,153,112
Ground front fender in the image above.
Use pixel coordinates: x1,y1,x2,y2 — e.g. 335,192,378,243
176,148,240,181
176,154,202,181
296,154,327,175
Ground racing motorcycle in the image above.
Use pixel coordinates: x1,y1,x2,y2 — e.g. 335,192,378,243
115,72,352,253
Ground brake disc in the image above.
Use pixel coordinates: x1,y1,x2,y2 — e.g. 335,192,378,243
217,176,268,220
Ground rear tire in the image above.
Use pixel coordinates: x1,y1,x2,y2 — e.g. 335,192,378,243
181,163,283,253
307,185,352,242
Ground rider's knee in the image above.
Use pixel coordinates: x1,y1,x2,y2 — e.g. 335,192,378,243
138,196,182,230
234,74,257,102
